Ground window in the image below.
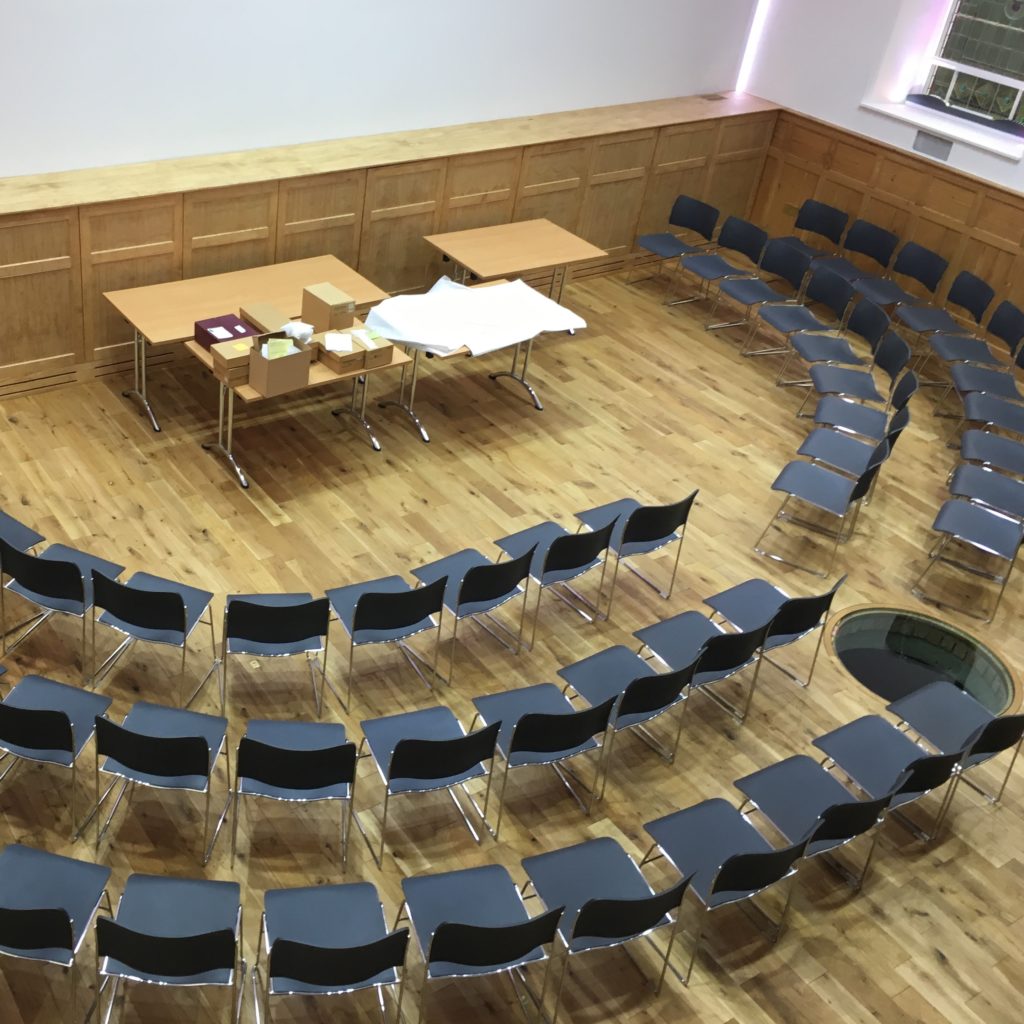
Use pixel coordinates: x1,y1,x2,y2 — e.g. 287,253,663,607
911,0,1024,135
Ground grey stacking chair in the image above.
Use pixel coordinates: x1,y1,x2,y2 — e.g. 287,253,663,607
930,298,1024,368
854,240,948,308
670,215,768,306
949,463,1024,521
814,218,899,280
632,194,719,286
798,406,910,483
777,198,849,260
813,369,918,442
896,268,995,337
957,430,1024,478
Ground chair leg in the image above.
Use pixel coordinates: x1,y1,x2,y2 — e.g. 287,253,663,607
230,788,242,866
655,904,685,995
529,586,544,650
683,906,708,986
377,791,390,868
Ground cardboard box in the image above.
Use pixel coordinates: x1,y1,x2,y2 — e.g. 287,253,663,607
312,332,366,374
211,338,256,385
195,314,262,350
239,302,290,334
357,330,394,369
248,333,312,397
302,282,356,332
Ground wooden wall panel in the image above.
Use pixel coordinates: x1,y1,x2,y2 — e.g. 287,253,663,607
513,140,592,231
704,114,775,218
636,122,718,237
359,159,446,294
80,196,182,368
440,150,521,234
0,209,82,391
276,171,365,266
183,183,278,278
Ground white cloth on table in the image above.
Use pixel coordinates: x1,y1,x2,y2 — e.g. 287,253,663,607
364,276,586,356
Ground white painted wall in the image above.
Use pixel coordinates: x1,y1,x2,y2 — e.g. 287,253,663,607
745,0,1024,193
1,0,756,177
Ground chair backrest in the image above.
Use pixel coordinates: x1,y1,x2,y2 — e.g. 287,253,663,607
873,332,912,384
269,929,409,989
767,574,847,642
947,270,995,324
890,750,961,799
92,571,185,634
759,239,812,293
845,298,890,349
458,548,534,611
427,907,562,969
0,906,73,954
0,540,83,606
96,918,235,978
95,715,210,779
842,219,899,270
805,266,855,321
850,441,890,503
509,697,616,757
618,654,701,720
891,370,920,412
668,194,719,242
0,703,73,755
226,597,329,645
717,216,769,266
544,520,616,576
621,490,698,548
237,736,356,791
892,241,948,294
572,873,692,944
353,577,446,634
697,620,772,677
806,794,890,847
963,713,1024,761
710,838,807,899
987,299,1024,357
884,405,912,453
388,721,500,784
794,199,848,245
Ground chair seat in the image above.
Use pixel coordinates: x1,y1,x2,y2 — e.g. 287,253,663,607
636,232,701,260
0,844,110,966
854,277,916,307
932,499,1024,561
102,701,228,791
790,331,865,366
930,334,1000,366
771,461,858,517
264,882,395,995
703,578,787,633
809,364,885,402
2,674,112,765
961,430,1024,476
361,705,483,794
0,511,43,553
950,464,1024,520
7,544,124,615
105,874,239,987
472,682,598,766
644,798,772,906
734,754,859,856
98,571,213,646
680,252,745,282
402,864,543,979
522,837,660,952
951,364,1023,402
241,719,350,801
557,645,657,729
797,428,877,478
226,593,320,657
776,236,824,261
328,576,434,645
633,611,722,672
896,303,958,334
760,303,829,335
813,396,888,441
718,277,787,307
887,681,993,759
575,498,638,553
412,548,493,615
963,393,1024,436
814,255,868,282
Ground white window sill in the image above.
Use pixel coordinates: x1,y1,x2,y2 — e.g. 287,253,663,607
861,100,1024,162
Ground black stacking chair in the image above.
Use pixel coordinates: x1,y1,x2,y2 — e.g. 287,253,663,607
412,547,534,684
521,837,692,1018
754,440,889,577
223,593,331,714
854,240,948,308
705,238,811,332
911,499,1024,622
558,645,699,775
0,674,111,838
777,198,849,260
814,218,899,281
257,882,409,1024
0,538,124,682
96,873,244,1024
357,706,499,866
329,575,446,708
799,331,911,416
470,684,615,836
958,430,1024,478
705,574,846,688
632,194,719,285
634,612,771,723
888,680,1024,806
94,700,231,864
735,756,893,891
0,843,111,1022
641,798,808,985
231,719,357,869
813,716,964,842
398,864,562,1024
91,570,218,708
896,268,995,338
573,490,697,614
798,406,910,484
813,369,918,442
495,519,615,644
950,463,1024,520
931,298,1024,368
670,215,768,306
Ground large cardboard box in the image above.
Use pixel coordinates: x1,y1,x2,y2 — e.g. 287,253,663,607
302,282,355,332
239,302,290,333
195,314,262,350
312,332,366,374
211,338,256,385
248,334,312,397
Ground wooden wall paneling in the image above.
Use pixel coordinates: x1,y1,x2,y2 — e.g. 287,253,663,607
636,122,718,239
183,182,278,279
704,113,775,220
0,208,83,393
79,196,183,372
359,159,446,294
275,170,366,267
513,139,593,232
440,149,522,234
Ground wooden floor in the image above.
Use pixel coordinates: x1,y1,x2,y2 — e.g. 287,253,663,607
0,269,1021,1024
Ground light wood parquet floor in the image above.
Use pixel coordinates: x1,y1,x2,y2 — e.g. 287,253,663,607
0,268,1021,1024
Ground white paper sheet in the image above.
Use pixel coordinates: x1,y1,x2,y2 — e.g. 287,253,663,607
365,277,586,356
208,325,233,341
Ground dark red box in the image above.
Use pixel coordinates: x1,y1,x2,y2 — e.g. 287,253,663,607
194,314,262,350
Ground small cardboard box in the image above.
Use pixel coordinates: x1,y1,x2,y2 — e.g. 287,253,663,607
239,302,290,334
302,282,356,332
195,314,262,350
357,330,394,369
211,338,256,385
312,331,366,373
248,333,312,398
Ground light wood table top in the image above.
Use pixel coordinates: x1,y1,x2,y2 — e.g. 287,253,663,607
424,219,606,279
105,255,389,345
